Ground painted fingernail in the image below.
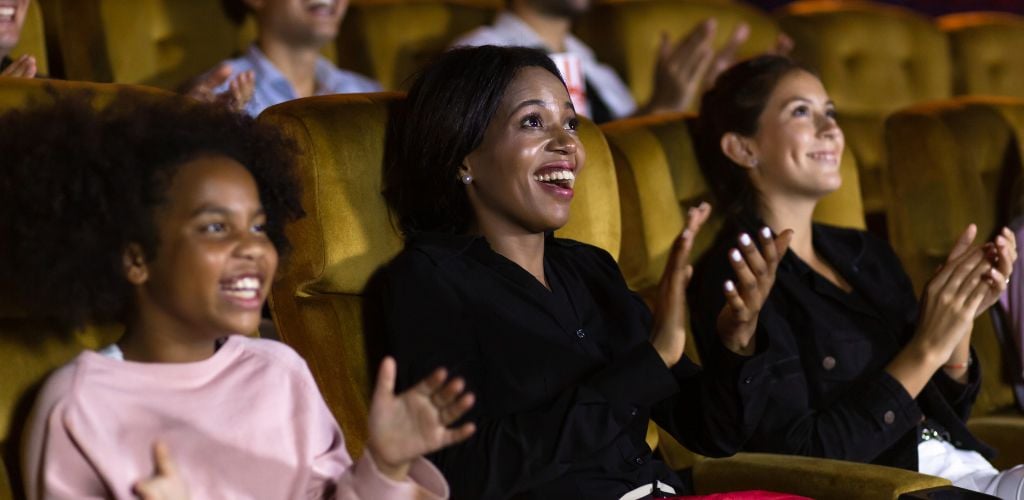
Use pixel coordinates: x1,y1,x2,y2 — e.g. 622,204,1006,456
761,226,772,239
682,228,692,240
739,233,752,246
724,280,736,292
730,249,742,262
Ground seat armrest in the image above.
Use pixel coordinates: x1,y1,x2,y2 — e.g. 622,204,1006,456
969,414,1024,470
693,452,950,500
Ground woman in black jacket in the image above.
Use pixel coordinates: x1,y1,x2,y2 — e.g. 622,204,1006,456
377,46,789,499
689,55,1022,497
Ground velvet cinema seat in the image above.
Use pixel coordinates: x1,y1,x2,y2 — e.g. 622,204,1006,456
8,0,48,76
938,11,1024,100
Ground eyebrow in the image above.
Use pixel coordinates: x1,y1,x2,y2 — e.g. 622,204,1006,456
780,96,836,108
189,204,265,218
507,99,576,119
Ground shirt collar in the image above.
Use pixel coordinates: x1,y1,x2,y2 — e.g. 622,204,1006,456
244,44,335,97
492,11,597,61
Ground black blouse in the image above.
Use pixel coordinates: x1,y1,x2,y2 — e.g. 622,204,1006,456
689,219,994,471
379,233,744,500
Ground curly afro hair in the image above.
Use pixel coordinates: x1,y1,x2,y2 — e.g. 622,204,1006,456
0,88,304,329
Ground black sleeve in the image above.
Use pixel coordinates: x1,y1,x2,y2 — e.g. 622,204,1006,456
382,250,683,499
688,246,923,463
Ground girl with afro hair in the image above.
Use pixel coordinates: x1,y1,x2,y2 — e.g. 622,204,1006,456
0,89,474,499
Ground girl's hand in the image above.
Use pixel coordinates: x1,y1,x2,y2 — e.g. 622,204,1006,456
976,226,1017,317
133,442,189,500
716,226,794,356
650,202,712,367
365,357,475,481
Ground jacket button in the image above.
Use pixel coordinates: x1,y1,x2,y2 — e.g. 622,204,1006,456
634,456,645,465
883,410,896,424
743,376,754,384
576,329,585,339
822,356,837,370
630,407,638,417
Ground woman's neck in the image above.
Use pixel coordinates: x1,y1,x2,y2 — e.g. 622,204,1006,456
760,197,816,261
476,222,548,288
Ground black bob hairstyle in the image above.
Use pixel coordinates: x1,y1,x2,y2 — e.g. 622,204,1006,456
695,55,810,217
383,45,566,236
0,89,304,328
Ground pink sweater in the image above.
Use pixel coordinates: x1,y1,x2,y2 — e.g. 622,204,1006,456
22,335,449,499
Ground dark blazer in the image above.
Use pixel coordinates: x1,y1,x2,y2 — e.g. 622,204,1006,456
379,233,745,500
689,219,994,471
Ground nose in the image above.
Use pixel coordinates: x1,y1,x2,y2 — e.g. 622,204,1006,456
817,112,841,141
548,127,580,155
234,232,272,261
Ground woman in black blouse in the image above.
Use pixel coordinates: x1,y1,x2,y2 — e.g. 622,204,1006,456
689,55,1023,497
377,46,789,499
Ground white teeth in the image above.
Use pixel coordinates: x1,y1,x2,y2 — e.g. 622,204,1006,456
307,0,331,8
223,276,261,292
0,7,14,17
224,289,258,300
533,170,576,183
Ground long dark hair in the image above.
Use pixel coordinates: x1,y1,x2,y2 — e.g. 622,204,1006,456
383,45,564,236
696,55,809,217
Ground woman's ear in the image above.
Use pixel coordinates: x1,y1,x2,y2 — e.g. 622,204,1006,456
122,244,148,285
721,132,758,170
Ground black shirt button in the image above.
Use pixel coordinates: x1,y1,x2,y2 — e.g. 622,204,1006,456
743,376,754,384
633,456,645,465
852,265,860,273
822,356,837,370
883,410,896,425
576,328,585,339
630,407,638,417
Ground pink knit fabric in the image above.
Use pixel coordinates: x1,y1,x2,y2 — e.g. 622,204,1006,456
22,335,448,499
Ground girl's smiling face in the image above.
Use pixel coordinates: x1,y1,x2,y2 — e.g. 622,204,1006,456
128,154,278,345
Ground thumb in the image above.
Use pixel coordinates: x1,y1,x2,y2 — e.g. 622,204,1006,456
774,229,795,255
151,441,176,477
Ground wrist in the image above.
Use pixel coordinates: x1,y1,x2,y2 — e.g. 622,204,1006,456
905,338,947,372
365,441,411,482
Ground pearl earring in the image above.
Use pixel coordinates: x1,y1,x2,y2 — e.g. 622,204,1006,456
461,175,473,185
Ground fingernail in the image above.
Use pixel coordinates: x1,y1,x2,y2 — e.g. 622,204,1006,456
739,233,752,246
682,228,692,240
730,249,742,262
761,227,772,239
724,280,735,292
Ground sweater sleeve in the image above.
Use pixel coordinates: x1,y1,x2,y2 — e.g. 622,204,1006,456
22,364,108,500
292,357,449,499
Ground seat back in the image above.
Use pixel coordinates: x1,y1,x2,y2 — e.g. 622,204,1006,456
336,0,497,91
260,91,619,457
600,110,865,470
938,12,1024,100
576,0,781,110
886,96,1024,418
777,0,951,214
8,0,48,75
0,77,162,500
49,0,241,87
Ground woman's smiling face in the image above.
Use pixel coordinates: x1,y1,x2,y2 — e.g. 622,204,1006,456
461,66,586,236
746,69,845,204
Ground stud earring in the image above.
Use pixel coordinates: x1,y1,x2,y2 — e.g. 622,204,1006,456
750,158,759,167
460,175,473,185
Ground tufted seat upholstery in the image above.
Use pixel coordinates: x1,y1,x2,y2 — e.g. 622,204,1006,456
886,95,1024,470
938,12,1024,100
777,0,951,216
0,77,163,500
45,0,242,87
259,92,619,458
8,0,47,75
336,0,497,91
575,0,782,110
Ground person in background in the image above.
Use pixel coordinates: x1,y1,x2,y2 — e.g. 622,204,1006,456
451,0,792,123
191,0,381,117
0,0,36,78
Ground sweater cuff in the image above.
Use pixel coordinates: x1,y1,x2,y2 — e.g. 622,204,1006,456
352,450,449,499
589,343,680,407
